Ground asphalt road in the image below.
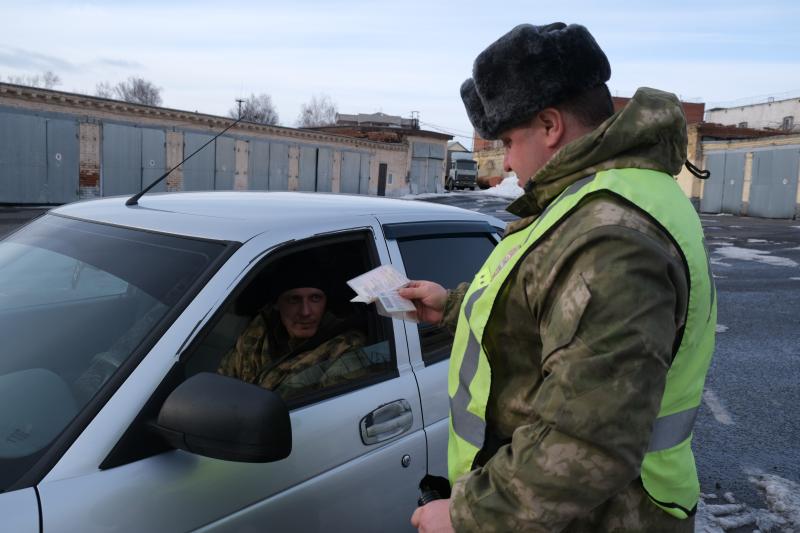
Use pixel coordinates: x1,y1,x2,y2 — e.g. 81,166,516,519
3,197,799,528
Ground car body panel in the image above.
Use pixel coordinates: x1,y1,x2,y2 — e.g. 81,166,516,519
52,192,475,242
0,488,39,533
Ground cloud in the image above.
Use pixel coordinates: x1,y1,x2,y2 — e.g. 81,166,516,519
93,58,143,69
0,46,77,72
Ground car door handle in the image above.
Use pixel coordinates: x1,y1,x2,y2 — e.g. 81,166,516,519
360,399,413,445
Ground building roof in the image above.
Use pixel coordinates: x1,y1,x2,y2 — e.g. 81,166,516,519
335,112,417,128
312,125,451,142
0,82,404,151
695,122,794,140
707,95,800,112
447,141,469,152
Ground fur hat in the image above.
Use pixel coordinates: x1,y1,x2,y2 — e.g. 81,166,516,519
461,23,611,140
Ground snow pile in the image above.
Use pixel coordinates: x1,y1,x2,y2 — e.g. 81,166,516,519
716,324,729,333
695,473,800,532
751,472,800,531
479,176,524,199
713,246,799,268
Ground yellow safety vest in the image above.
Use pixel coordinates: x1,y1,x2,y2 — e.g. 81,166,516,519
448,168,716,518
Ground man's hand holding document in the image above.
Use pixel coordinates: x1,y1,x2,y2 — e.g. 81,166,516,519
347,265,417,321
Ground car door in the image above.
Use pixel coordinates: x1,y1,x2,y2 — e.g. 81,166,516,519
380,217,500,479
37,217,427,533
0,488,39,533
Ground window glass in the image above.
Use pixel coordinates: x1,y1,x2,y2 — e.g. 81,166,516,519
398,233,495,364
0,215,227,491
190,235,397,407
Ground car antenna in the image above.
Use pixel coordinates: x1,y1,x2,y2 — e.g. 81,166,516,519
125,114,245,207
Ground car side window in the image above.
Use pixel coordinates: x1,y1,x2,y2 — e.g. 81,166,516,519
397,233,496,365
185,232,398,408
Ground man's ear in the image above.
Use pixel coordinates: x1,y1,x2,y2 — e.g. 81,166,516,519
537,107,565,149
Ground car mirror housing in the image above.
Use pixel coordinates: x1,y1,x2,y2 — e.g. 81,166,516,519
152,372,291,463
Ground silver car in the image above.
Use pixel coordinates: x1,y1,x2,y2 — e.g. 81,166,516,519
0,192,501,532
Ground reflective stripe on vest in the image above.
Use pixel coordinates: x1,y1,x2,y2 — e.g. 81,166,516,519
447,169,716,520
448,287,487,449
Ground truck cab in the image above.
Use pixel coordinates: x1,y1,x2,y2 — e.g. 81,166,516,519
446,157,478,191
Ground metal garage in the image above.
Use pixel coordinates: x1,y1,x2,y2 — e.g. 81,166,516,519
701,152,746,215
748,148,800,219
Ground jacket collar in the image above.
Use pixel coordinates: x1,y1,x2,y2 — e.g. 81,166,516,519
505,87,688,224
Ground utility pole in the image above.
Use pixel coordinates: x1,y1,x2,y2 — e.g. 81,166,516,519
235,98,245,119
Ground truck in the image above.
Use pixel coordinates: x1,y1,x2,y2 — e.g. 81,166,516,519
446,153,478,191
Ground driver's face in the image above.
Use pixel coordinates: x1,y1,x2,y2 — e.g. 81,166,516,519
276,287,326,340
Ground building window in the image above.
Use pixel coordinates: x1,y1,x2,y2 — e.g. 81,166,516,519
782,116,794,131
388,174,393,185
738,122,748,128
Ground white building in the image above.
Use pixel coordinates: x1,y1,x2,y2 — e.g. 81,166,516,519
706,96,800,132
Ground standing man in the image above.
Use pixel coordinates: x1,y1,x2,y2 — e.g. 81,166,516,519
404,23,716,532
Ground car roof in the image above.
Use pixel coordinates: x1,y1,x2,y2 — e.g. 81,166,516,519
51,191,499,242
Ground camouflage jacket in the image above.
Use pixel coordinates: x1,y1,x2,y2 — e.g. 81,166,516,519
218,309,367,402
444,89,698,532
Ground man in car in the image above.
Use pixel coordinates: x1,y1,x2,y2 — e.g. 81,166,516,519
404,22,715,532
218,259,367,401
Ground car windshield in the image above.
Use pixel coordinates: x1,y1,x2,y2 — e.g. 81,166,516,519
0,214,228,490
455,160,475,170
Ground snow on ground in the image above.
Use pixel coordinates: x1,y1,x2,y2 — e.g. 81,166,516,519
477,176,524,199
710,241,735,247
400,191,449,200
791,277,800,281
703,389,734,425
747,239,769,244
716,324,729,333
697,472,800,532
713,246,799,268
400,177,523,201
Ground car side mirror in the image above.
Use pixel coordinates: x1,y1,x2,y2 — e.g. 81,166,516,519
152,372,291,463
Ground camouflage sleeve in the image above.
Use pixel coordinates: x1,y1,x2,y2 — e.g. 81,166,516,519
440,282,469,334
450,224,687,531
217,313,269,384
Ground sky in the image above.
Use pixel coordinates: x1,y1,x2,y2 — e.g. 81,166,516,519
2,0,800,148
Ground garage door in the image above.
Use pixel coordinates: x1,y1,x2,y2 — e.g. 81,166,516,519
749,148,800,219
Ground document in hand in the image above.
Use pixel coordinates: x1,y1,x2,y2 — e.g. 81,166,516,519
347,265,417,321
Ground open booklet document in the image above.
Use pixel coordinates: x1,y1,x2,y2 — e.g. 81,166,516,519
347,265,417,321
